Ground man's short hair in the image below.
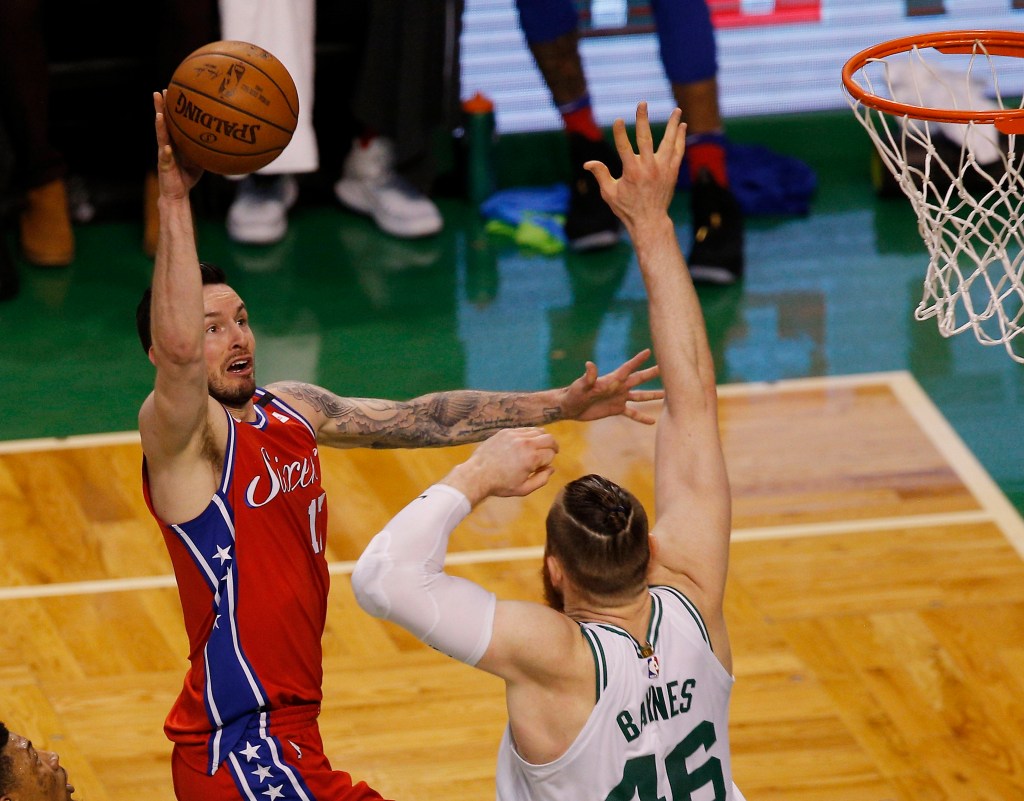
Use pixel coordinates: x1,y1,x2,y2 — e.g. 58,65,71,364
0,721,14,794
135,261,228,354
543,474,650,610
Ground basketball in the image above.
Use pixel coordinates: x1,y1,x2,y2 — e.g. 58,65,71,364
164,40,299,175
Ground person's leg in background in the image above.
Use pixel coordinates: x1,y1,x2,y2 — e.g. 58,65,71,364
0,113,21,300
652,0,745,283
219,0,318,245
334,0,460,239
142,0,221,257
514,0,622,252
0,0,74,268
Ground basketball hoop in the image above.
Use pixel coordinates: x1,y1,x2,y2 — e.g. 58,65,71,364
842,30,1024,362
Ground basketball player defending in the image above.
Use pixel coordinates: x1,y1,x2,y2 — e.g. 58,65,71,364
353,102,747,800
141,91,664,801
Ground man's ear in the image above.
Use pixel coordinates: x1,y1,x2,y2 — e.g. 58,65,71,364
648,533,659,562
545,554,564,588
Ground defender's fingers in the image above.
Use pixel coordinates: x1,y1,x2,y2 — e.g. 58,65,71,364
585,160,613,190
525,429,559,451
673,120,687,165
522,466,555,495
634,101,654,155
658,108,682,157
611,116,632,160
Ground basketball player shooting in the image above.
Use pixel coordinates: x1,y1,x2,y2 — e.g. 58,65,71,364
352,102,747,801
139,91,664,801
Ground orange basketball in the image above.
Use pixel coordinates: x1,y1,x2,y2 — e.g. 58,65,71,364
164,40,299,175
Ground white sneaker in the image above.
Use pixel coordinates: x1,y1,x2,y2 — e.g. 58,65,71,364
227,175,299,245
334,137,443,239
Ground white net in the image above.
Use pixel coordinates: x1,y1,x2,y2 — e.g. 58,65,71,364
844,38,1024,362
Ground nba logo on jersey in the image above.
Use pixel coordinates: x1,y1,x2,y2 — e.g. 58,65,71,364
647,654,660,679
272,412,290,424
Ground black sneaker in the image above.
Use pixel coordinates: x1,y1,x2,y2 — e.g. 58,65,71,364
565,133,622,252
688,168,745,284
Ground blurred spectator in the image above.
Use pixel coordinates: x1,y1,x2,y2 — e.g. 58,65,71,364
334,0,461,239
0,113,19,301
0,0,218,263
222,0,458,245
0,0,74,268
514,0,745,282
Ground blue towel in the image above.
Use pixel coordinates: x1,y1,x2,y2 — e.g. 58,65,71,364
480,184,570,224
480,184,570,252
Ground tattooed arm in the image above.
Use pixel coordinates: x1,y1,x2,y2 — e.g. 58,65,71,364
267,350,663,449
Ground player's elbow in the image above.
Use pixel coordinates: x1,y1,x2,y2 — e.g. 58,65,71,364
351,544,393,619
152,337,203,369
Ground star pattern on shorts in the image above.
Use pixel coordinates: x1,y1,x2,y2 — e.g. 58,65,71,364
252,764,273,782
262,784,285,800
240,741,262,762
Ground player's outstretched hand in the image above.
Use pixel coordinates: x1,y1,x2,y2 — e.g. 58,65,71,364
584,101,686,234
446,428,559,505
153,91,204,198
560,348,663,425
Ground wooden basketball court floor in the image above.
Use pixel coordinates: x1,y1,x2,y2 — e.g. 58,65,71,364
2,370,1024,801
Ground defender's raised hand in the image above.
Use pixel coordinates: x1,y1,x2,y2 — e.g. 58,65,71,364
584,102,686,234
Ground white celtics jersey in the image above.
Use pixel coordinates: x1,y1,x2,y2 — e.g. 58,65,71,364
495,585,746,801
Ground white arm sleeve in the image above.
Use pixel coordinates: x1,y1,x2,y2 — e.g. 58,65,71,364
351,483,497,666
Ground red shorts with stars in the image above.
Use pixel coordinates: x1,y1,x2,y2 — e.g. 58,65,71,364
171,716,389,801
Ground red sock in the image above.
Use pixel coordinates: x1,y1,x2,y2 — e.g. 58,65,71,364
687,139,729,187
560,95,602,142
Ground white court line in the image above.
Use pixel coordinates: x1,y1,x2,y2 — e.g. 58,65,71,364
0,430,140,454
2,371,1021,601
886,371,1024,560
0,508,998,602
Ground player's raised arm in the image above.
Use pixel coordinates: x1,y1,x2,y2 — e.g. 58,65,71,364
138,92,223,522
590,103,733,668
354,101,744,798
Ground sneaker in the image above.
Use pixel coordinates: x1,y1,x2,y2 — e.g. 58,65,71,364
334,137,443,239
688,168,744,284
19,179,74,267
565,133,622,252
226,174,299,245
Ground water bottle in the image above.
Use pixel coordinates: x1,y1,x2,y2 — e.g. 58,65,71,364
462,92,498,208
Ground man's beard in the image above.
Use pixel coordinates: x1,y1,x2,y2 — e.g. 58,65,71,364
209,374,256,408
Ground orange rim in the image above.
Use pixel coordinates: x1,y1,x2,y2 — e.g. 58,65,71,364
841,30,1024,134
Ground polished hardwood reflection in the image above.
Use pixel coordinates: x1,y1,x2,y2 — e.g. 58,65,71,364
2,372,1023,801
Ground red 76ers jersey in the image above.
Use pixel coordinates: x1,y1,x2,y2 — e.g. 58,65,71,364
142,389,329,776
